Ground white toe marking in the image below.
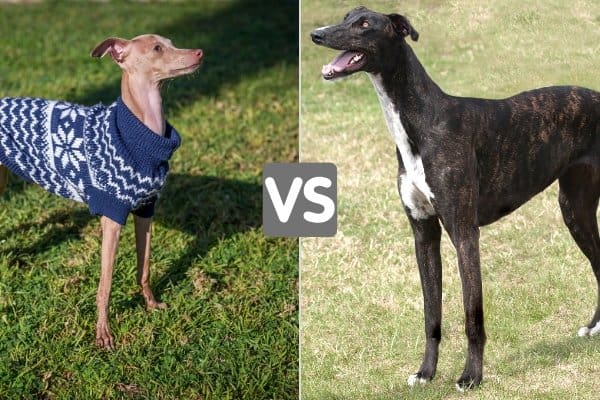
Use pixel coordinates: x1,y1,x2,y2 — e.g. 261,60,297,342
578,326,590,337
578,321,600,337
590,321,600,336
455,383,466,392
407,374,427,387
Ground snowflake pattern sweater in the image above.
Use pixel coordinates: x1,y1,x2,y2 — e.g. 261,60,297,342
0,97,181,225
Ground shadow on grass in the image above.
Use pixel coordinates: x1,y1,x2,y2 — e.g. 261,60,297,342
152,173,262,293
68,0,298,110
497,334,600,379
0,207,91,268
1,174,261,295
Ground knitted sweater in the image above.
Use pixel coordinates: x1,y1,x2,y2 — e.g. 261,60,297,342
0,97,181,225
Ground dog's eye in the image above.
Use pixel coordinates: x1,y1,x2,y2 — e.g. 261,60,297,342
153,44,162,52
361,20,369,28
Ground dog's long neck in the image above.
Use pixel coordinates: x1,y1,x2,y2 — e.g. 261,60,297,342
121,72,165,136
375,41,445,146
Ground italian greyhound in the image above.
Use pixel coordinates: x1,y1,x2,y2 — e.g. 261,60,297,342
312,7,600,390
0,34,203,349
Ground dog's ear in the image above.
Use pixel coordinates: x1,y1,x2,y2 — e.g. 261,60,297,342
388,14,419,41
90,37,129,63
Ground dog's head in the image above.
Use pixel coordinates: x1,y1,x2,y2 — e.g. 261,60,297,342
91,34,204,83
310,6,418,80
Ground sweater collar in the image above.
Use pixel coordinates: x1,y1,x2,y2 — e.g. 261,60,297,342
115,97,181,167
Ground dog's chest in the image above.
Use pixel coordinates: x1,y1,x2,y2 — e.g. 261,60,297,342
368,74,436,220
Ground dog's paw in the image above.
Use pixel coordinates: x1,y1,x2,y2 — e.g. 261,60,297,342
578,326,590,337
578,321,600,337
95,324,115,350
407,373,429,387
455,380,478,392
455,374,481,392
146,300,167,311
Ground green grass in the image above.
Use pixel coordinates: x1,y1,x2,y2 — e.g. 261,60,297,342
0,1,298,399
301,0,600,398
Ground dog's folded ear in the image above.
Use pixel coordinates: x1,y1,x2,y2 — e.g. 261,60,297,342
91,37,129,63
388,14,419,41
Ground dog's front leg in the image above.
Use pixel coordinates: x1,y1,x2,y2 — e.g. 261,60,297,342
436,177,485,390
427,152,486,390
407,215,443,386
134,215,166,310
96,216,122,349
451,224,485,391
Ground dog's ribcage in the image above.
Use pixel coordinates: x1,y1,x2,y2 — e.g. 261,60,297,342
369,74,436,220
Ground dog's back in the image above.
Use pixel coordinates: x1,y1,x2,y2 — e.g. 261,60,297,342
459,86,600,223
0,97,93,201
0,97,180,225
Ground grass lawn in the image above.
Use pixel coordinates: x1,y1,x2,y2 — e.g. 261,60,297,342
301,0,600,398
0,1,298,399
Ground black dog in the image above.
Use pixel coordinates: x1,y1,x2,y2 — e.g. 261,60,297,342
311,6,600,390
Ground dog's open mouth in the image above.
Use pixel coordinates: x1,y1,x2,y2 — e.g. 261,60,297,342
321,50,366,80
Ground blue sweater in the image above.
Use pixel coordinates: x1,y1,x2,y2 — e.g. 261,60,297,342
0,97,181,225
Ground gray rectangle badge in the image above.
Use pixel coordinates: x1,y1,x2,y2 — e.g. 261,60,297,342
263,163,337,237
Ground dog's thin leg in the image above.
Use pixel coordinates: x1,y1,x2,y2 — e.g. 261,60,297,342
558,164,600,336
438,165,486,390
452,225,485,391
407,215,443,385
96,216,122,349
134,215,166,311
0,165,8,195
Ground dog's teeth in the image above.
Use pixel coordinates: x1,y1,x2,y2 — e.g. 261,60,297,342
349,54,363,65
349,54,363,66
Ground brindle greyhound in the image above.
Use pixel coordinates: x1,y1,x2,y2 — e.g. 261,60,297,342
311,6,600,390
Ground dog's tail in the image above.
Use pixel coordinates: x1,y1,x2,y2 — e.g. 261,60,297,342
0,165,8,195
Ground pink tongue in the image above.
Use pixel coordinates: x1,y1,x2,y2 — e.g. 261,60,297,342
322,51,360,76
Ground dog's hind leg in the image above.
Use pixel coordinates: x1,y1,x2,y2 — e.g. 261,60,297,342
558,163,600,336
0,165,8,195
406,214,443,386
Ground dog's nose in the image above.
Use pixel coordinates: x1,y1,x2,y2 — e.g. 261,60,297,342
195,49,203,59
311,30,325,44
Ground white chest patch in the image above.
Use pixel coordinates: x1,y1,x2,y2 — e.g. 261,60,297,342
368,74,436,220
